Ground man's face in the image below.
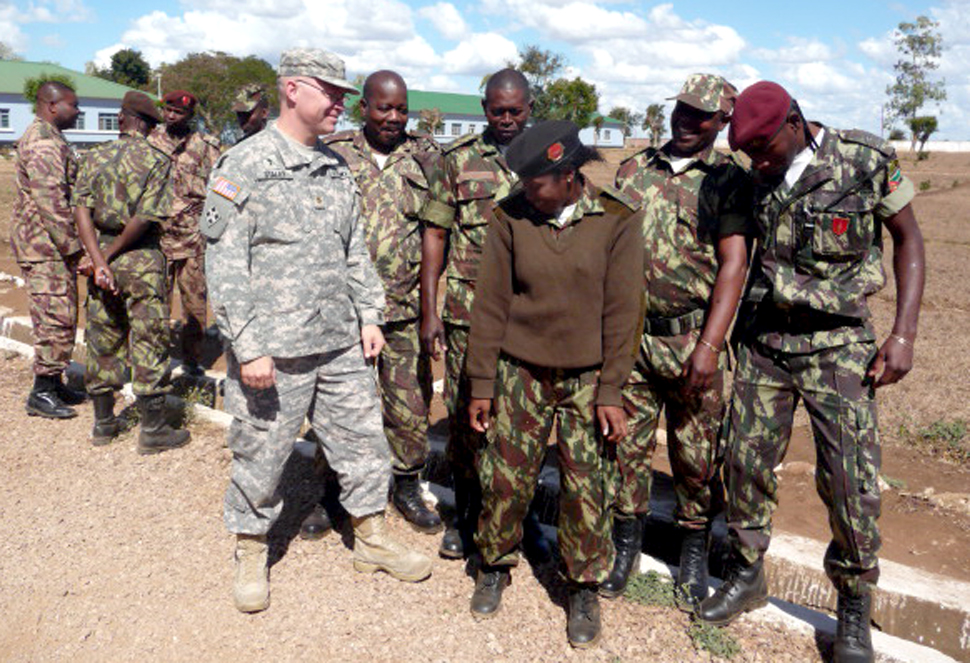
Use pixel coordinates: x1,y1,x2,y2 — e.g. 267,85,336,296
164,105,192,132
523,170,572,216
669,101,725,158
482,88,531,145
51,91,80,131
362,84,408,153
741,116,800,182
237,105,268,137
293,77,347,136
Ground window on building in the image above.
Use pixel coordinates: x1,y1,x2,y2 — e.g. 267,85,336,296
0,109,9,129
433,123,444,136
451,122,462,136
71,112,85,131
98,113,119,132
604,130,611,140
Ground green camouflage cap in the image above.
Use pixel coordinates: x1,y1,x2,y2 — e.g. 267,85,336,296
667,73,738,115
277,48,360,94
232,83,266,113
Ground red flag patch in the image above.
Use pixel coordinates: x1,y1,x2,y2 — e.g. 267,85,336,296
832,216,849,235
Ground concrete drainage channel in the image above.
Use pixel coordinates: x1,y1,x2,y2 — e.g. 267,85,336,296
0,307,965,662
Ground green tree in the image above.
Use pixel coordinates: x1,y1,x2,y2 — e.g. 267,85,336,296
643,103,665,147
885,15,946,143
608,106,643,138
509,45,566,120
346,74,367,128
155,52,278,134
542,77,599,128
907,115,938,153
23,72,76,113
418,108,444,135
108,49,151,87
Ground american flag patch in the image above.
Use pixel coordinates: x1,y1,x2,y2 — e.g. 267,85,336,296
211,176,241,201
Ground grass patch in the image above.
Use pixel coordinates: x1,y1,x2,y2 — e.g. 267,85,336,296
899,418,969,464
688,621,741,659
919,179,932,191
881,474,907,490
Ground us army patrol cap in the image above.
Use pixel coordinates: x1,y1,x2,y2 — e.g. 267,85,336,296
277,48,360,94
728,81,793,151
668,74,738,116
121,91,162,125
506,120,582,178
232,83,266,113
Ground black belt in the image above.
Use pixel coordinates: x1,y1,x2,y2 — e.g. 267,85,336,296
758,305,864,333
643,308,706,336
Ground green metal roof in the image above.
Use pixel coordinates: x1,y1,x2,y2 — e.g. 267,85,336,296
407,88,622,126
0,60,146,100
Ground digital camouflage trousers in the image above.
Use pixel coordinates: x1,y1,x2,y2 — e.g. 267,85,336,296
476,354,616,584
20,255,79,376
723,339,881,595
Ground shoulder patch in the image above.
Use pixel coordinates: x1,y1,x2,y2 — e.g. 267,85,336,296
200,203,228,239
840,129,894,157
211,176,243,202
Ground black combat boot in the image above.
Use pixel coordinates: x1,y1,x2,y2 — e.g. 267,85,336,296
391,472,444,533
567,582,602,648
832,590,874,663
675,526,711,611
25,375,77,419
696,557,768,625
54,376,86,405
599,514,642,598
90,391,122,446
440,474,480,559
469,565,510,619
136,394,190,455
300,504,333,540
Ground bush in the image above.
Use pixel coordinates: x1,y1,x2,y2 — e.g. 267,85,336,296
23,72,76,113
919,180,932,191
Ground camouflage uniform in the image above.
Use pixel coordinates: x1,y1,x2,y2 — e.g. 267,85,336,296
149,128,221,365
614,144,751,527
325,129,440,473
419,130,517,481
11,117,81,377
72,130,174,396
202,121,390,535
724,127,915,595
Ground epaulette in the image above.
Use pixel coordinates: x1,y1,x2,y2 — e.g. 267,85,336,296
599,184,636,211
323,129,356,145
442,132,479,154
839,129,894,158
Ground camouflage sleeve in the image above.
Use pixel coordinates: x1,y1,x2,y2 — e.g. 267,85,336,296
135,157,174,225
71,152,94,209
418,150,457,229
343,190,386,327
23,137,77,256
874,156,915,219
613,157,643,208
466,211,514,400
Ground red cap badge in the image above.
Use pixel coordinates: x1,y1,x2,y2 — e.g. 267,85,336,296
832,216,849,236
547,142,564,162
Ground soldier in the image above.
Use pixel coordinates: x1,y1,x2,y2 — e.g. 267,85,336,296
11,80,85,419
202,48,432,614
419,68,547,561
696,82,925,663
149,91,221,375
72,91,191,453
465,121,643,647
323,71,443,534
233,83,270,140
602,74,752,607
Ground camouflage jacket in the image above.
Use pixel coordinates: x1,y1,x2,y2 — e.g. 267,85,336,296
324,129,440,322
744,126,915,353
148,127,222,259
72,130,172,266
615,143,752,319
10,117,80,262
201,121,385,364
419,130,517,326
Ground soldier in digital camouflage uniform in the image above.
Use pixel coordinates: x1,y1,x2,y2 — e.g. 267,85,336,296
602,74,752,607
324,70,443,534
465,121,643,648
11,80,85,419
72,91,191,454
233,84,270,141
419,68,548,561
202,48,431,615
697,82,925,663
149,90,221,374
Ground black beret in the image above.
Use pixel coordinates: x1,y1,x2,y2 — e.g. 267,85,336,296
121,91,162,125
506,120,582,178
728,81,792,151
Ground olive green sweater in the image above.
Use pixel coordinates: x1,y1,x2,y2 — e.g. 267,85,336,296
466,181,645,406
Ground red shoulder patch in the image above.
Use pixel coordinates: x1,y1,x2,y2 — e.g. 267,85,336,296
832,216,849,236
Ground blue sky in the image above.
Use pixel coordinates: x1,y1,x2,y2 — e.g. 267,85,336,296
4,0,967,139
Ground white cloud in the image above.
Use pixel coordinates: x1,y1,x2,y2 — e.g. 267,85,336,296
442,32,518,75
751,37,836,64
418,2,467,40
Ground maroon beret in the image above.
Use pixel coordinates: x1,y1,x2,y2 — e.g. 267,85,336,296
121,91,162,124
162,90,197,110
728,81,792,151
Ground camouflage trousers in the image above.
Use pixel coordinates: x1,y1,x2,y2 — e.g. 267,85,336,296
378,320,432,474
223,344,391,535
476,354,616,583
724,339,881,595
20,255,79,376
444,323,486,482
84,249,169,396
616,331,725,528
166,252,207,365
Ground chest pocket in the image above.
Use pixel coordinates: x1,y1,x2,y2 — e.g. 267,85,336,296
809,192,876,261
401,167,430,218
456,175,500,227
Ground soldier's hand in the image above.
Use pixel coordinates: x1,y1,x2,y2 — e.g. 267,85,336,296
420,313,446,360
360,324,385,360
77,255,94,277
596,405,628,444
683,344,719,392
469,398,492,433
867,336,914,388
241,356,276,390
94,265,117,294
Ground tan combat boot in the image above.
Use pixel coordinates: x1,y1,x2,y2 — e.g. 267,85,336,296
352,512,433,582
234,534,269,613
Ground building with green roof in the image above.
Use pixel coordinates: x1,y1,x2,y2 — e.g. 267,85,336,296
0,60,151,144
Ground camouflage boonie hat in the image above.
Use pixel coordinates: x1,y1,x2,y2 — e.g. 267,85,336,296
668,74,738,116
277,48,359,94
232,84,266,113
